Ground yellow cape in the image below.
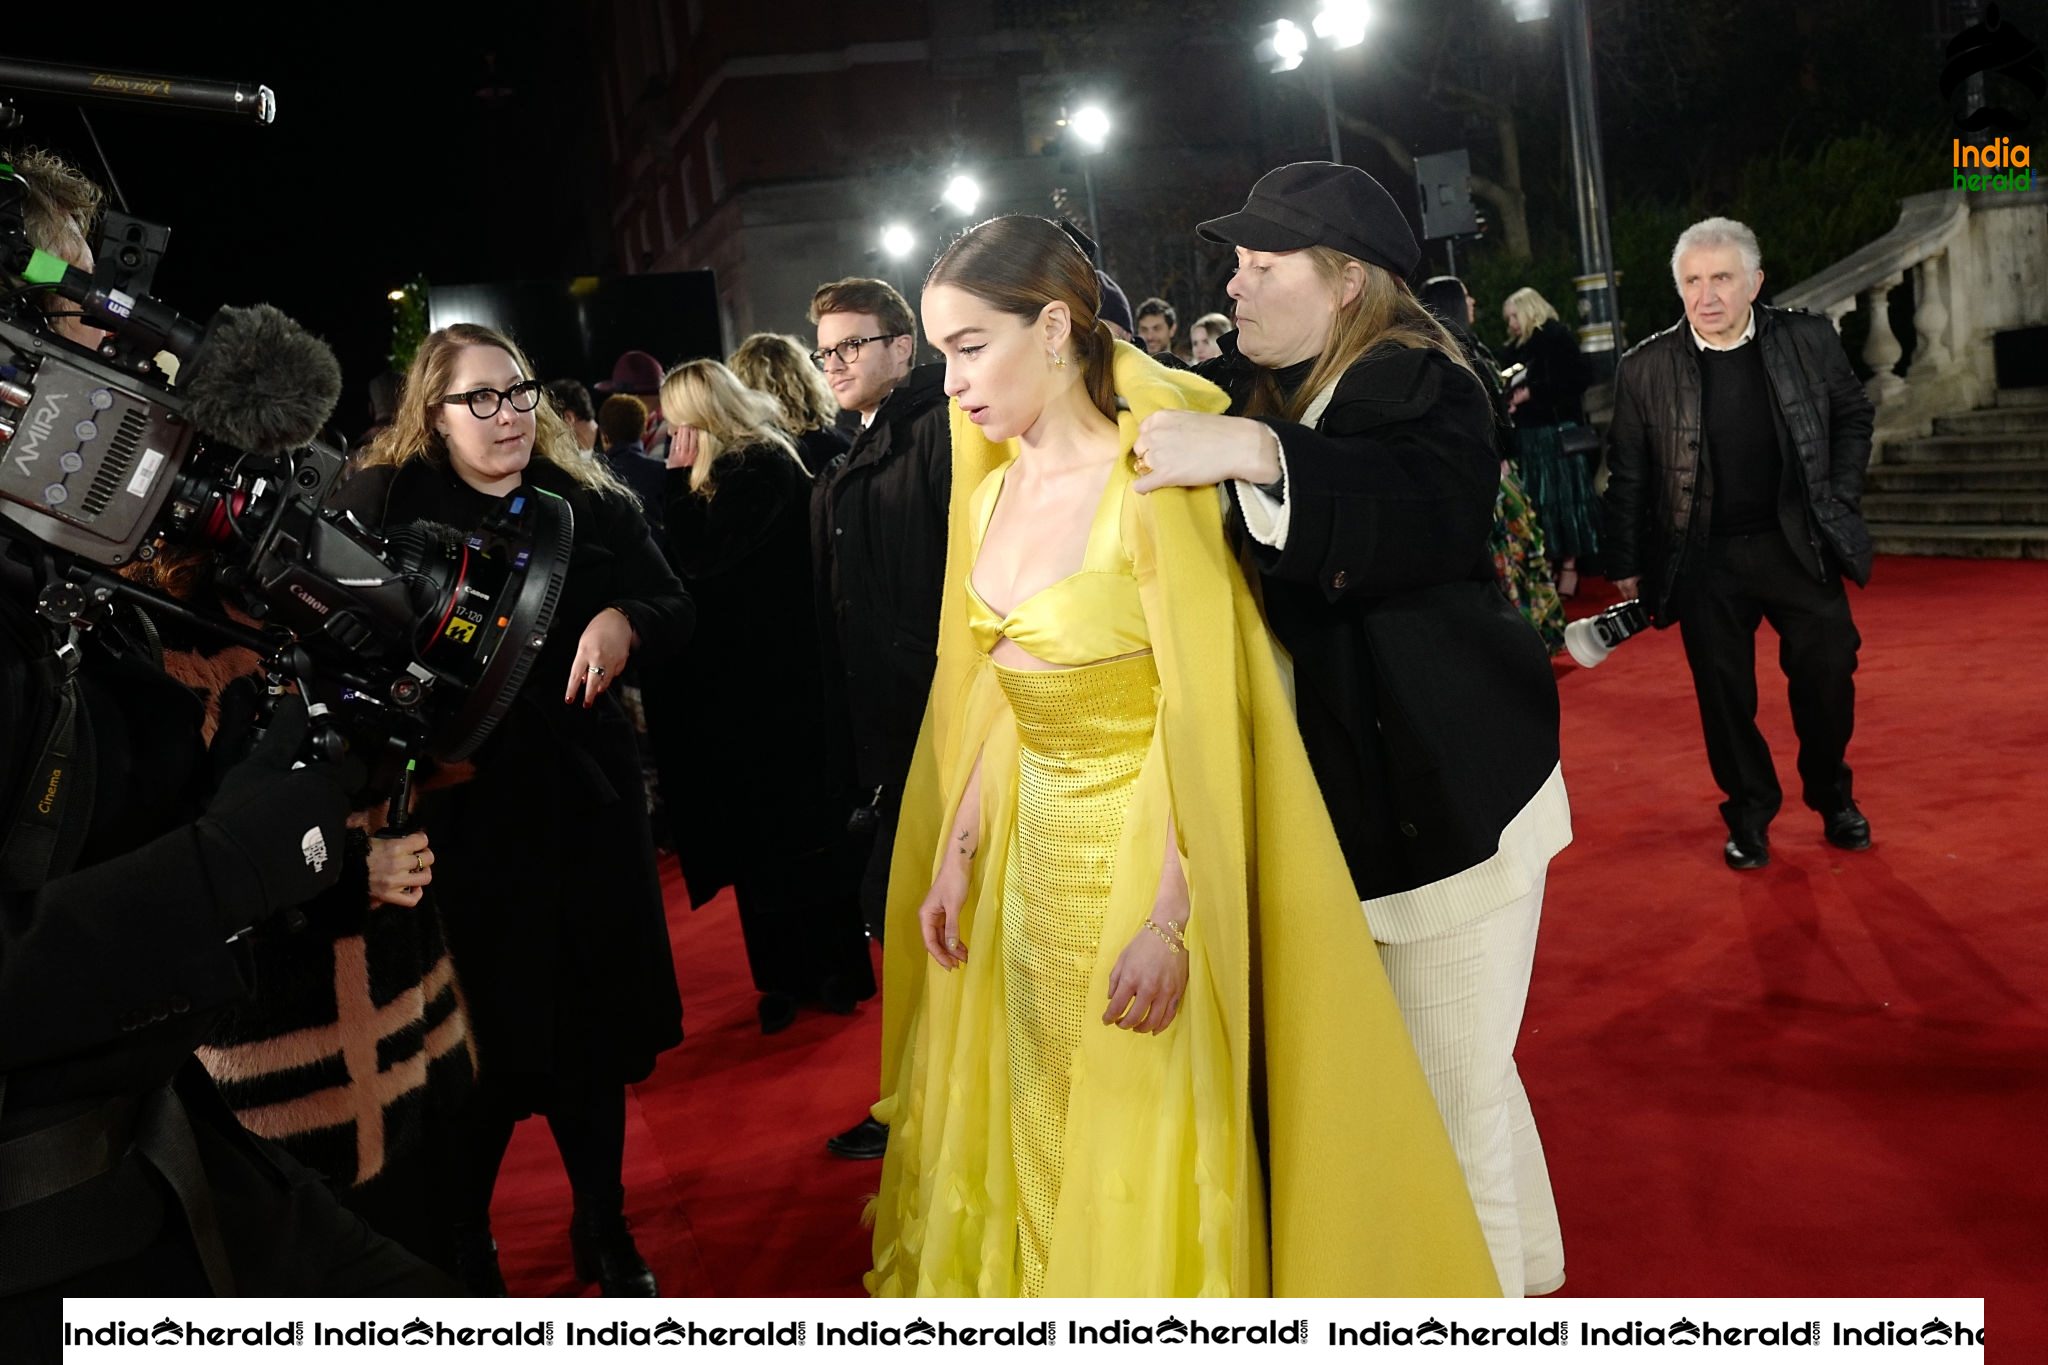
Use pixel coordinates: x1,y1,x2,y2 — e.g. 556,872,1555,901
870,341,1498,1297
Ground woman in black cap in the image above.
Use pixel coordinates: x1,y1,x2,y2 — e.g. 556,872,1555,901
1132,162,1570,1298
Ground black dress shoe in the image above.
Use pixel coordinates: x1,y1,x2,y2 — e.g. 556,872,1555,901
1723,832,1770,870
825,1115,888,1160
757,991,798,1035
1824,805,1872,851
569,1211,658,1296
452,1221,508,1297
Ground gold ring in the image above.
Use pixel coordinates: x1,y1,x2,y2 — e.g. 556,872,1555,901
412,852,426,873
1133,453,1152,474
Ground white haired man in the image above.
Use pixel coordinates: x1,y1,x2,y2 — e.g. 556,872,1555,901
1603,217,1876,870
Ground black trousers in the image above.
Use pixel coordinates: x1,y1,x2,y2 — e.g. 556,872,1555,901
1677,532,1860,837
454,1070,627,1230
856,787,900,942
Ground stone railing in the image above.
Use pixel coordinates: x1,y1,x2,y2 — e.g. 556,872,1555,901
1777,186,2048,442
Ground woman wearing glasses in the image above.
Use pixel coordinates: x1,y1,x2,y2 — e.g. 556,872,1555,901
338,324,694,1297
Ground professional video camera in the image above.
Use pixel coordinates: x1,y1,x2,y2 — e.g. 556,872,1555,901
0,154,569,780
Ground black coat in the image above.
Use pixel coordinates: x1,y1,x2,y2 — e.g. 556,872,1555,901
795,424,852,478
657,443,840,901
603,439,670,535
1502,318,1588,428
0,591,317,1294
330,456,693,1088
1201,336,1562,900
809,364,953,797
1602,304,1876,625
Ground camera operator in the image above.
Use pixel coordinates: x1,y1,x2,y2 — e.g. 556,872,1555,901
0,147,453,1345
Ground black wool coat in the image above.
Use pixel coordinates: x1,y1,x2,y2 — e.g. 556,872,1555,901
1501,318,1589,428
1201,337,1562,901
809,364,953,799
330,456,693,1089
656,443,844,904
1602,304,1877,625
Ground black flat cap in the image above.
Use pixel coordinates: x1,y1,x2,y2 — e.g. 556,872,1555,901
1198,161,1421,279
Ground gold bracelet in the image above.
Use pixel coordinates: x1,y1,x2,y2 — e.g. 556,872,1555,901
1143,918,1186,954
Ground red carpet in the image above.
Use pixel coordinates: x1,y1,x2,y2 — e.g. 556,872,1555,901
492,555,2047,1338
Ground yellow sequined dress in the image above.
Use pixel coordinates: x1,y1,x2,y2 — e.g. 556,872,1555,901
974,458,1162,1297
866,343,1501,1299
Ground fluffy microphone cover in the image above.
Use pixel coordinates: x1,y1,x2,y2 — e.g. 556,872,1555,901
179,302,345,453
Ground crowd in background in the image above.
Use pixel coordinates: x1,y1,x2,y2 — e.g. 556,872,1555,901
298,250,1605,1297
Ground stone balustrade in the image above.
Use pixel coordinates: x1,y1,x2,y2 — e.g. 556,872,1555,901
1777,186,2048,444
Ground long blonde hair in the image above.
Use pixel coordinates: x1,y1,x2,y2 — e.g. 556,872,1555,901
1502,286,1561,343
658,359,802,496
729,332,837,433
1248,247,1478,423
360,323,636,504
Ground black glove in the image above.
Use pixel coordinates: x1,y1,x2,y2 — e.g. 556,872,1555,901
193,693,351,934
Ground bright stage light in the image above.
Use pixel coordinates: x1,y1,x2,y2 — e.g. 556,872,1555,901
1314,0,1372,49
942,174,981,215
880,223,916,259
1070,104,1111,150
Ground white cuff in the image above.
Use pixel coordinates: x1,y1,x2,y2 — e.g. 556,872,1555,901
1232,433,1291,550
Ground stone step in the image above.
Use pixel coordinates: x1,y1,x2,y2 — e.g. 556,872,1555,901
1864,460,2048,492
1860,492,2048,524
1932,405,2048,436
1882,434,2048,465
1996,385,2048,409
1868,523,2048,559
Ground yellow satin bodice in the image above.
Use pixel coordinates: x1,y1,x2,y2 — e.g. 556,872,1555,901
965,456,1148,668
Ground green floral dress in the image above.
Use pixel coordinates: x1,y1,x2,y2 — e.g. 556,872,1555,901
1492,464,1567,655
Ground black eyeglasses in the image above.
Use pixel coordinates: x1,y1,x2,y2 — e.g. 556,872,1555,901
810,333,906,368
440,379,545,419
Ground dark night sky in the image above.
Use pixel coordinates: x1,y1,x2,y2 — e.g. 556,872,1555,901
2,2,605,435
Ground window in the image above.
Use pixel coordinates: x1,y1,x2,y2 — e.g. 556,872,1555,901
657,190,673,252
705,122,726,202
681,154,700,228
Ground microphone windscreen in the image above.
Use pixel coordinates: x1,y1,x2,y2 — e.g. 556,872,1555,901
179,303,344,453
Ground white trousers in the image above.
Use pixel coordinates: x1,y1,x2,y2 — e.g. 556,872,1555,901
1375,874,1565,1297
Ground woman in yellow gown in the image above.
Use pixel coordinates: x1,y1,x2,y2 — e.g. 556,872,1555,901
865,216,1499,1298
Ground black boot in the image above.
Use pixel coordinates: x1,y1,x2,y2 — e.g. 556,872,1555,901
570,1208,658,1297
451,1220,508,1297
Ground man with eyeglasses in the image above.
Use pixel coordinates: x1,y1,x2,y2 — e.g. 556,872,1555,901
805,277,951,1163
